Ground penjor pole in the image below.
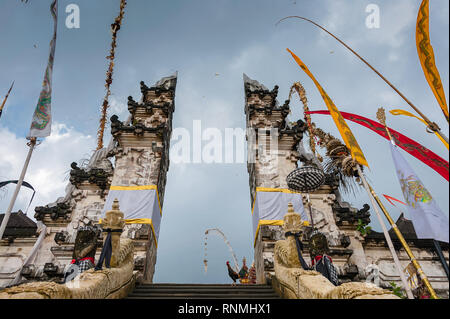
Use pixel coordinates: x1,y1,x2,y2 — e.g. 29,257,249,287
276,16,449,145
0,138,37,240
97,0,127,150
375,108,441,298
383,195,449,281
356,165,414,299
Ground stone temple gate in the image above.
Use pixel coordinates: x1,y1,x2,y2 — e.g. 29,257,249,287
0,74,448,299
0,74,176,285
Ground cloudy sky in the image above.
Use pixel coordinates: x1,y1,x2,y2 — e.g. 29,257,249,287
0,0,448,284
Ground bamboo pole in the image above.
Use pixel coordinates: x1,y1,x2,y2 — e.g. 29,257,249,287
356,165,414,299
375,107,440,298
276,16,449,145
0,138,37,240
97,0,127,150
368,184,438,299
306,194,315,228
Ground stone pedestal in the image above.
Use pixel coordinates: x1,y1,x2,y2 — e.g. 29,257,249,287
101,198,125,268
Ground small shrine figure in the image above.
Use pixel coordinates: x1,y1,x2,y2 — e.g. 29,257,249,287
309,230,339,286
239,257,249,284
248,261,257,284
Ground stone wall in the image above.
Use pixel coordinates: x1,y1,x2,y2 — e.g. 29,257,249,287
0,75,177,288
244,75,449,298
108,74,176,282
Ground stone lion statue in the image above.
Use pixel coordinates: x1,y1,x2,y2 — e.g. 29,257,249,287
273,203,398,299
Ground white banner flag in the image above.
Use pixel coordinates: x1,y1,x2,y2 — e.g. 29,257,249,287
390,143,449,243
28,0,58,138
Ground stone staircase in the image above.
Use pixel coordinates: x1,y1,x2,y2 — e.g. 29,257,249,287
126,283,280,299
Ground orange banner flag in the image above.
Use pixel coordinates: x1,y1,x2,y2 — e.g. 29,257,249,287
287,48,369,167
416,0,448,122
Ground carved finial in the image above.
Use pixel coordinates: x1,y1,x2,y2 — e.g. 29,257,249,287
112,198,120,211
288,202,295,213
376,107,387,126
377,107,395,143
283,202,309,233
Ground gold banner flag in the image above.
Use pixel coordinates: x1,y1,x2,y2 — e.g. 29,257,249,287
390,109,449,150
416,0,448,122
287,48,369,167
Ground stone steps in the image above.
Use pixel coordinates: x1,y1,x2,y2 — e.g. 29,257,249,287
126,283,280,299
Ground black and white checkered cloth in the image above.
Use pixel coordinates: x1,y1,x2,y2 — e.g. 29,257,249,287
287,164,325,192
64,259,95,283
314,255,339,286
77,259,95,273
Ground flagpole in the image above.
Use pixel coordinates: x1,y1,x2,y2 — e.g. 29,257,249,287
0,81,14,119
432,240,449,281
356,165,415,299
368,184,439,299
0,138,37,241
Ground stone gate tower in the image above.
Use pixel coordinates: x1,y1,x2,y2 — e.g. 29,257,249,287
108,74,177,282
0,74,177,286
243,74,449,297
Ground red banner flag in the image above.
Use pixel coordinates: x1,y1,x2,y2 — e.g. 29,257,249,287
383,194,406,207
307,110,449,181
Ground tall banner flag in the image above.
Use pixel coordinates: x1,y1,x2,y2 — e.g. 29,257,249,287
307,110,449,181
28,0,58,138
287,48,369,167
390,143,449,243
0,81,14,120
416,0,448,122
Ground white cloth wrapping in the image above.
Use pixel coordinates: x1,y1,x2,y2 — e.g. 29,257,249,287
252,188,307,245
102,186,162,246
390,143,449,243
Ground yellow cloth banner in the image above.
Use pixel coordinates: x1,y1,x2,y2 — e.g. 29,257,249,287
390,109,449,150
416,0,448,122
287,48,369,167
